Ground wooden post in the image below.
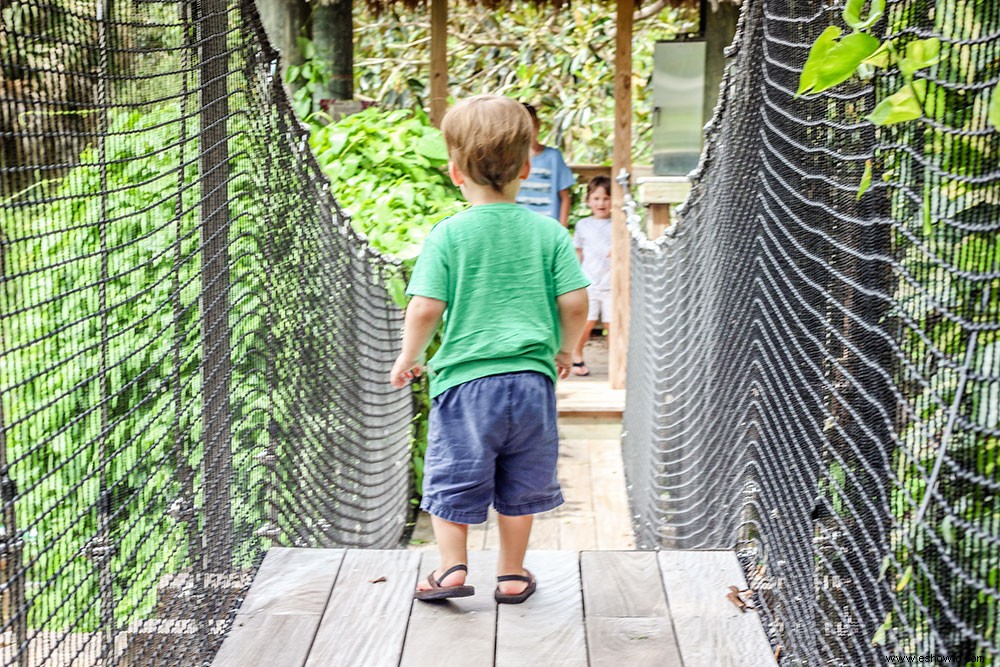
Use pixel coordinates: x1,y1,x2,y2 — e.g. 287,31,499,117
429,0,448,127
255,0,310,76
703,0,740,124
609,0,633,390
314,0,355,102
648,203,671,239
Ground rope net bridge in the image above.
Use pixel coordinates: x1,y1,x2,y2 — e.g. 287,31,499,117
623,0,999,664
2,0,998,665
1,0,411,664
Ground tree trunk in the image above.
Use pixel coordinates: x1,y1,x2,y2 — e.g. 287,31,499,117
255,0,310,74
313,0,353,102
702,0,739,123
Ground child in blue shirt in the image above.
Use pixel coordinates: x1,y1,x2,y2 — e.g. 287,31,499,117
389,95,590,604
515,103,575,226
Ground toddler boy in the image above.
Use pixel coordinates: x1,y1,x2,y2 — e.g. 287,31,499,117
389,95,590,603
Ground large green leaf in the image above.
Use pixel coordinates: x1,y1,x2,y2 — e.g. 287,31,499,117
989,81,1000,130
842,0,886,31
414,134,450,162
868,80,926,125
862,41,891,68
899,38,942,80
856,159,873,200
798,28,881,96
904,38,941,71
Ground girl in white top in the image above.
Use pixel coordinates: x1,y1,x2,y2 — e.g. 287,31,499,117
571,176,613,376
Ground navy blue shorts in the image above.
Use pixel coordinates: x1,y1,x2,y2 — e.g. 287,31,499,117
420,371,563,524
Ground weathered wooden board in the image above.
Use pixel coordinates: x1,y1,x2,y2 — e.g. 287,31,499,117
588,441,636,550
305,549,421,667
585,617,683,667
495,551,586,667
399,550,499,667
581,552,682,665
556,380,626,415
556,450,597,551
468,517,490,551
636,176,692,205
581,551,668,617
212,548,344,667
557,513,597,551
557,422,623,441
483,509,502,551
408,511,438,551
529,509,561,550
658,550,776,667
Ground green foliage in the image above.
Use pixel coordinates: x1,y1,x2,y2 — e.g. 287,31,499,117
285,37,332,119
856,159,873,200
352,1,698,166
3,106,201,630
989,82,1000,129
307,106,464,496
842,0,886,31
309,106,464,262
797,26,881,96
868,78,925,125
2,101,279,631
799,0,1000,655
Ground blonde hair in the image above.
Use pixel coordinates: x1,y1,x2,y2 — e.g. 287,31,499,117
441,95,533,193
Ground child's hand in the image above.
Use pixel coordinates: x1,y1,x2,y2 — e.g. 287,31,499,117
390,355,423,388
555,350,573,380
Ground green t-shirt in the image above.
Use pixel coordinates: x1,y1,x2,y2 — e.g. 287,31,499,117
406,203,590,398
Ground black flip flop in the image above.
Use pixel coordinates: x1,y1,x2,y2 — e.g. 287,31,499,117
413,564,475,601
571,361,590,377
494,570,536,604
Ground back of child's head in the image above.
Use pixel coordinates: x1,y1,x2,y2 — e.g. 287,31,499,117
441,95,533,194
587,175,612,198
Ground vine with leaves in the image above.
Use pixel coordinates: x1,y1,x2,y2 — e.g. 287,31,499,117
798,0,999,655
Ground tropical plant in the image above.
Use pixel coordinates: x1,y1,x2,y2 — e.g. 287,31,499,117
3,106,205,630
798,0,999,657
309,106,462,496
309,106,464,262
352,0,699,166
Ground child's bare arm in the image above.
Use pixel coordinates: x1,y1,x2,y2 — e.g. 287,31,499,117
558,189,571,227
576,247,584,263
555,288,589,379
390,296,447,387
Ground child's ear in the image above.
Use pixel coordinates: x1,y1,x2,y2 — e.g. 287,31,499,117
448,161,465,186
519,158,531,180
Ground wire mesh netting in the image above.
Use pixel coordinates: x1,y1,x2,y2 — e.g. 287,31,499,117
623,0,998,663
1,0,412,664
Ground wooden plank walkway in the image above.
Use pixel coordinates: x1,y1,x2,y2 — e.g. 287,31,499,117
212,547,776,666
409,417,635,553
213,337,775,665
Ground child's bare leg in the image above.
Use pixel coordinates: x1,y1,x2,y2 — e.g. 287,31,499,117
496,513,533,594
572,319,596,367
415,515,469,590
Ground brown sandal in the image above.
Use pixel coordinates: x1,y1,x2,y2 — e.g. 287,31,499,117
494,569,536,604
413,564,475,601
